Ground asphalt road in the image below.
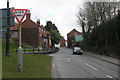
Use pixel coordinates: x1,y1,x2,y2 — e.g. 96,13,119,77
48,48,119,79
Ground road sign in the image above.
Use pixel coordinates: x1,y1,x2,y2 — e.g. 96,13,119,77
10,9,28,23
10,9,28,72
0,8,15,27
75,35,84,42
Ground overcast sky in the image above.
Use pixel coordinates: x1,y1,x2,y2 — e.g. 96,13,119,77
0,0,84,39
1,0,120,40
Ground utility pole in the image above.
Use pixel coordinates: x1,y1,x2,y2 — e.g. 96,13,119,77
5,0,10,56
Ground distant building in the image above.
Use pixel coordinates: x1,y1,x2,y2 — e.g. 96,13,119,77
10,11,52,49
67,29,83,48
60,36,66,47
65,40,68,47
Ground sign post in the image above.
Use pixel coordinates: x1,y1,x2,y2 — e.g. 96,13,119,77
10,9,28,72
5,0,10,57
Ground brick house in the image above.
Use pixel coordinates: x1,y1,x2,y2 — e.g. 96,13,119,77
60,36,66,47
67,29,82,48
10,23,19,43
10,12,52,49
21,12,39,48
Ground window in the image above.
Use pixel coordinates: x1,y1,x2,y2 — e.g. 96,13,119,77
13,32,18,38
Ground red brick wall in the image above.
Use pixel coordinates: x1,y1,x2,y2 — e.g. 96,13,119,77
60,37,66,47
22,28,39,48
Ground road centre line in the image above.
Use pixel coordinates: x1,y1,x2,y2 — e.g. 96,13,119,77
85,63,98,70
65,58,70,62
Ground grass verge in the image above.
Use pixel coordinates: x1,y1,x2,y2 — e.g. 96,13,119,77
2,42,52,78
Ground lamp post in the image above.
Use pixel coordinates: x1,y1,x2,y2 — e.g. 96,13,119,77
5,0,10,56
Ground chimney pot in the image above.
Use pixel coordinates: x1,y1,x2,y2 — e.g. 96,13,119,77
26,10,31,20
36,19,40,25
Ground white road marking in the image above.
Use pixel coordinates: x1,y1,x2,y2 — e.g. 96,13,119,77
85,63,98,70
65,58,70,62
106,75,114,79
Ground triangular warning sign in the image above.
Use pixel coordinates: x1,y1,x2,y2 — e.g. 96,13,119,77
10,9,28,23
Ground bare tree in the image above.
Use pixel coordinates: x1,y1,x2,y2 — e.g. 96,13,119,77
76,1,120,47
76,7,86,34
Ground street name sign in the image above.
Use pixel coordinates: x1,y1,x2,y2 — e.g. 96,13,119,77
10,9,28,23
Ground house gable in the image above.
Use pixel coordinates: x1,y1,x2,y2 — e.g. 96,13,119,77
67,29,82,38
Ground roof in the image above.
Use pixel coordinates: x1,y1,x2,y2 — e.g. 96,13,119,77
21,19,39,28
10,23,19,31
46,31,51,35
67,29,82,35
67,29,82,38
10,13,52,38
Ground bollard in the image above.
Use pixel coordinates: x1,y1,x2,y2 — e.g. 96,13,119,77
16,49,17,53
18,47,22,72
24,48,26,54
38,48,40,53
33,48,34,53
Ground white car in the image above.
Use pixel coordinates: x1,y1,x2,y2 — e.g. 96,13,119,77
73,47,83,55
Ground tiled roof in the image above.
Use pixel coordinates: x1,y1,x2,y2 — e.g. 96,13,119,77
67,29,82,35
46,31,51,35
10,24,19,31
10,13,51,38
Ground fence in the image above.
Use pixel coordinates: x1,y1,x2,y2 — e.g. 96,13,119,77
15,47,59,54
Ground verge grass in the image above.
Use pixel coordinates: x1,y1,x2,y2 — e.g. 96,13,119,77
2,42,52,78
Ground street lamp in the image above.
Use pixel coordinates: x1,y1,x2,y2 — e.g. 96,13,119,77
5,0,10,56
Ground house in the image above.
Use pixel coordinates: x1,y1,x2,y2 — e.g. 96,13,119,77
21,12,39,48
60,36,66,47
10,11,52,49
67,29,82,48
10,23,19,43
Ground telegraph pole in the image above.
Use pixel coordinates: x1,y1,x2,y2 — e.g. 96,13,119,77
5,0,10,56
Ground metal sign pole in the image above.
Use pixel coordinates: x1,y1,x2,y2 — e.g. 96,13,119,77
10,9,28,72
5,0,10,56
18,24,22,72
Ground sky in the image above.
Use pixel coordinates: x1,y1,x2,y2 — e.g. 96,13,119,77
0,0,84,40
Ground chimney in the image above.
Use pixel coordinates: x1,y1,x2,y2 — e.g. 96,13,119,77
36,19,40,25
26,10,31,20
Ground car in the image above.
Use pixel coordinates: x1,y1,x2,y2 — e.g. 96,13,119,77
73,47,83,55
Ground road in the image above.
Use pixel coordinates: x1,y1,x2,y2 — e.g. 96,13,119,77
48,48,119,79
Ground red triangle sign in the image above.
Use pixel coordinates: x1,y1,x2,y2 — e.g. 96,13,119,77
10,9,28,23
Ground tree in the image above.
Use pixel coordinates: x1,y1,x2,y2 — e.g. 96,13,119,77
45,21,61,45
49,30,60,44
45,21,53,31
45,21,58,31
76,1,120,57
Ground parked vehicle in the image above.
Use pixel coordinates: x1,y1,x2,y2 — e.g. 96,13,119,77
73,47,83,55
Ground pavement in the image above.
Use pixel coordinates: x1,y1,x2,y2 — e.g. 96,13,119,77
84,51,120,66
